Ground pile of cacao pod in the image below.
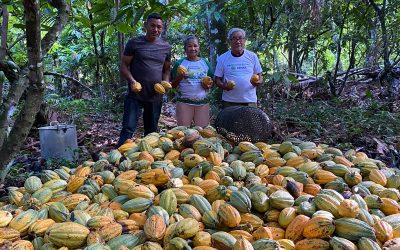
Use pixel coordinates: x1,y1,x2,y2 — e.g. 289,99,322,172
1,125,400,250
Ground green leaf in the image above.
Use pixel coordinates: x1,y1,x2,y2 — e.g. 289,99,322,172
92,16,110,25
91,2,111,13
365,89,373,99
115,23,132,33
287,74,299,84
42,24,52,32
213,11,224,22
12,23,26,29
74,16,92,27
94,23,111,32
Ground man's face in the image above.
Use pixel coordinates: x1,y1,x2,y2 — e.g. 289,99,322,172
145,18,163,41
229,31,246,54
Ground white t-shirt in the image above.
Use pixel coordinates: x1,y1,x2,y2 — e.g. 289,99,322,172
214,49,262,103
173,58,213,101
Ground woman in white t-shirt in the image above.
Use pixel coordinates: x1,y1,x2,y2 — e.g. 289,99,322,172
214,28,263,108
171,36,214,127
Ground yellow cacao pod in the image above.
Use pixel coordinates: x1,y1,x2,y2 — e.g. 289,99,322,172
250,74,260,84
201,76,213,89
227,80,235,89
177,65,188,75
131,81,142,93
161,81,172,90
154,83,166,94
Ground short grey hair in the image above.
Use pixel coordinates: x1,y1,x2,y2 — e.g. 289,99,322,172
227,28,246,40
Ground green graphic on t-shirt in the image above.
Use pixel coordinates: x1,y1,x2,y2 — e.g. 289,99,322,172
188,65,206,80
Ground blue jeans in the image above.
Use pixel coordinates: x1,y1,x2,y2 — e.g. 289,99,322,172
117,95,162,147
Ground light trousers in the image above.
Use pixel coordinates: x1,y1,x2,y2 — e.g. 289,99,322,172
176,102,209,127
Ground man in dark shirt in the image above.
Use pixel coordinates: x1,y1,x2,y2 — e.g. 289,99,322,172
117,13,171,147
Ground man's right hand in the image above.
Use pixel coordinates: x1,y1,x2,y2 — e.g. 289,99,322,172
223,80,235,91
130,80,142,93
222,82,231,91
215,76,233,91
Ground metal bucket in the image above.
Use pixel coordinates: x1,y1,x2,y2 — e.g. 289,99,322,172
38,121,78,161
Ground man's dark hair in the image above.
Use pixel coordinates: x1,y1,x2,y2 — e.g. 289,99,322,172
147,13,162,21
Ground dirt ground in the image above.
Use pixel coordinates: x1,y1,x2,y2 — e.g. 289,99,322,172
0,103,178,193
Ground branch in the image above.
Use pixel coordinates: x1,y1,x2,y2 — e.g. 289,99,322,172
41,0,70,56
262,6,278,38
246,0,257,35
368,0,381,13
0,5,8,60
0,61,19,83
0,160,13,185
47,0,64,9
332,67,368,78
307,29,330,43
0,0,69,160
44,71,95,95
9,34,26,50
0,4,9,103
0,75,28,148
332,0,351,95
391,57,400,68
288,72,318,80
338,39,357,95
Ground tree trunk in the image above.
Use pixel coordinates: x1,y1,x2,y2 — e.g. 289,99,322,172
100,30,110,102
338,39,357,96
245,0,257,37
0,5,8,60
369,0,395,111
0,0,43,174
116,0,124,85
161,20,169,41
41,1,69,56
87,1,102,100
0,5,9,103
0,69,27,149
331,0,351,96
118,32,125,83
365,17,379,67
160,0,169,41
0,0,69,175
286,3,297,72
262,6,278,39
287,26,299,72
210,0,227,61
205,4,216,66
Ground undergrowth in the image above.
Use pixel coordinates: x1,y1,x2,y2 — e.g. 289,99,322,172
266,98,400,149
45,94,121,128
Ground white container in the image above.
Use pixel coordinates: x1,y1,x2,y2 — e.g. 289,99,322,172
38,122,78,161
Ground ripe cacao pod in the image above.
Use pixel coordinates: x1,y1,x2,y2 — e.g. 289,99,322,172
154,83,166,94
131,81,142,93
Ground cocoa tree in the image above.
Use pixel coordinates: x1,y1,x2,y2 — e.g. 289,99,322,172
0,0,70,182
0,5,8,103
367,0,400,111
207,0,228,65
